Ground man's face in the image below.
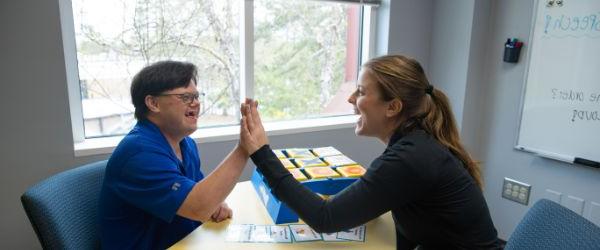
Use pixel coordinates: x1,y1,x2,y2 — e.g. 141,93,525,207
154,81,201,137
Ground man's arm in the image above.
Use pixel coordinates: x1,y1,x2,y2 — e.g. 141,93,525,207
177,145,248,222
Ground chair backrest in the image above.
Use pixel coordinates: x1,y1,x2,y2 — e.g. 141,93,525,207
505,198,600,250
21,160,107,249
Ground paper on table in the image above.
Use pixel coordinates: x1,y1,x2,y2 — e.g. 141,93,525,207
336,225,366,242
225,224,253,242
289,224,323,242
322,232,348,242
268,225,293,243
226,224,292,243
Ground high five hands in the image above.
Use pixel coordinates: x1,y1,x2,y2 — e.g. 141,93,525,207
240,98,269,155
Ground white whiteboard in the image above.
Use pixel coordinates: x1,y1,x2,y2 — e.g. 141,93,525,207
516,0,600,163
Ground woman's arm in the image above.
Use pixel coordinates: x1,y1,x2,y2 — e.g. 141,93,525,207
251,145,392,233
240,99,392,233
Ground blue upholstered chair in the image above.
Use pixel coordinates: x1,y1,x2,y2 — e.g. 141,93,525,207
21,160,107,249
505,199,600,250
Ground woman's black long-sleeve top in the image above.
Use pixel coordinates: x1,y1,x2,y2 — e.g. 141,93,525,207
250,129,500,249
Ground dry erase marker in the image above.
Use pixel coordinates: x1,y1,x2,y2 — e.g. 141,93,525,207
534,150,600,169
574,157,600,168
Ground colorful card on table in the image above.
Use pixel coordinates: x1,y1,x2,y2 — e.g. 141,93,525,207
273,149,287,159
288,168,308,181
304,167,341,179
279,158,297,169
311,146,342,157
323,155,357,166
294,157,328,168
336,165,366,178
289,224,322,242
286,148,315,158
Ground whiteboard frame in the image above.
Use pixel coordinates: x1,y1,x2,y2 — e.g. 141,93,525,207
513,0,574,163
514,0,540,153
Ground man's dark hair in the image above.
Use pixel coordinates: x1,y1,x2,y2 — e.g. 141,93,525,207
130,60,198,120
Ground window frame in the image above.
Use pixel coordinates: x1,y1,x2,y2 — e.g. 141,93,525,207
59,0,380,155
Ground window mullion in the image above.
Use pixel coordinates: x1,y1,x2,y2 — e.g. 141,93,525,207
59,0,85,143
240,0,254,104
309,0,380,7
360,5,377,67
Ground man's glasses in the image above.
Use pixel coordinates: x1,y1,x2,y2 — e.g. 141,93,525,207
157,92,205,105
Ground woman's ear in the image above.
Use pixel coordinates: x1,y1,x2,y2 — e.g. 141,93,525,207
145,95,160,113
386,99,403,118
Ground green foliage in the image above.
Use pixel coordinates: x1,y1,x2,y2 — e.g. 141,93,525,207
254,0,350,121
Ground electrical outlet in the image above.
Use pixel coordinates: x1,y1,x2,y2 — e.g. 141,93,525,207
502,177,531,205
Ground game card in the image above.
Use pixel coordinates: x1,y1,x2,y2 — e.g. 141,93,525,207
225,224,253,242
250,225,273,242
267,225,293,243
311,146,342,157
322,232,348,242
336,225,366,242
288,224,322,242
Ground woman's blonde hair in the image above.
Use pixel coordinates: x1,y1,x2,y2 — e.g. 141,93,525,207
363,55,483,189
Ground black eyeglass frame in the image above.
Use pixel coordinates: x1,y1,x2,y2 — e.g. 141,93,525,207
156,92,205,104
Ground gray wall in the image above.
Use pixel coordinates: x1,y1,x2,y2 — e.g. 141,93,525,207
428,0,492,160
479,0,600,240
427,0,600,241
380,0,433,68
429,0,473,128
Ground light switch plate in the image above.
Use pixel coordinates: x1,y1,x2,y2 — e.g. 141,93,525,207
502,177,531,205
563,195,585,215
588,202,600,227
544,189,562,204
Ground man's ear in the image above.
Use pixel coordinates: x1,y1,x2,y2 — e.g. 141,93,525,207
386,99,402,118
145,95,160,113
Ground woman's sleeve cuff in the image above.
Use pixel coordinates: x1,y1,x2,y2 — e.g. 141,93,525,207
250,144,273,163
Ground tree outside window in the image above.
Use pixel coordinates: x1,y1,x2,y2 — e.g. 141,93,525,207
72,0,360,138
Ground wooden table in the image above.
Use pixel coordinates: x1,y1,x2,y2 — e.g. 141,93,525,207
170,181,396,249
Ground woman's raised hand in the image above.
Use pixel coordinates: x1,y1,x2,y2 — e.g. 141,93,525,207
239,98,269,155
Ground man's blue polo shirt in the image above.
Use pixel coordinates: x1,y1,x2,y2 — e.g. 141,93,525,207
99,120,204,249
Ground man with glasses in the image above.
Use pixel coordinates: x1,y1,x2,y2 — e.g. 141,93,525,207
99,61,250,249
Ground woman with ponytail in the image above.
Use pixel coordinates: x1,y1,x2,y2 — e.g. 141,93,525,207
240,55,500,249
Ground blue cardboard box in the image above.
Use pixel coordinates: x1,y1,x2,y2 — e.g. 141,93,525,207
250,168,359,224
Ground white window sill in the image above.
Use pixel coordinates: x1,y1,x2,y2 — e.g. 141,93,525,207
74,115,358,157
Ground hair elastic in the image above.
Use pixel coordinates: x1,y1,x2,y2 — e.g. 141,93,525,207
425,85,434,95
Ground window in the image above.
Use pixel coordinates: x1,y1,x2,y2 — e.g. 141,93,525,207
254,0,360,122
66,0,379,140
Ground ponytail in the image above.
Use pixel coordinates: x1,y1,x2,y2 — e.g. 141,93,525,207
422,89,483,189
364,55,483,189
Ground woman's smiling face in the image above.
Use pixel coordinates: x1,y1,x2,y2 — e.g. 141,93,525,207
347,69,396,141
